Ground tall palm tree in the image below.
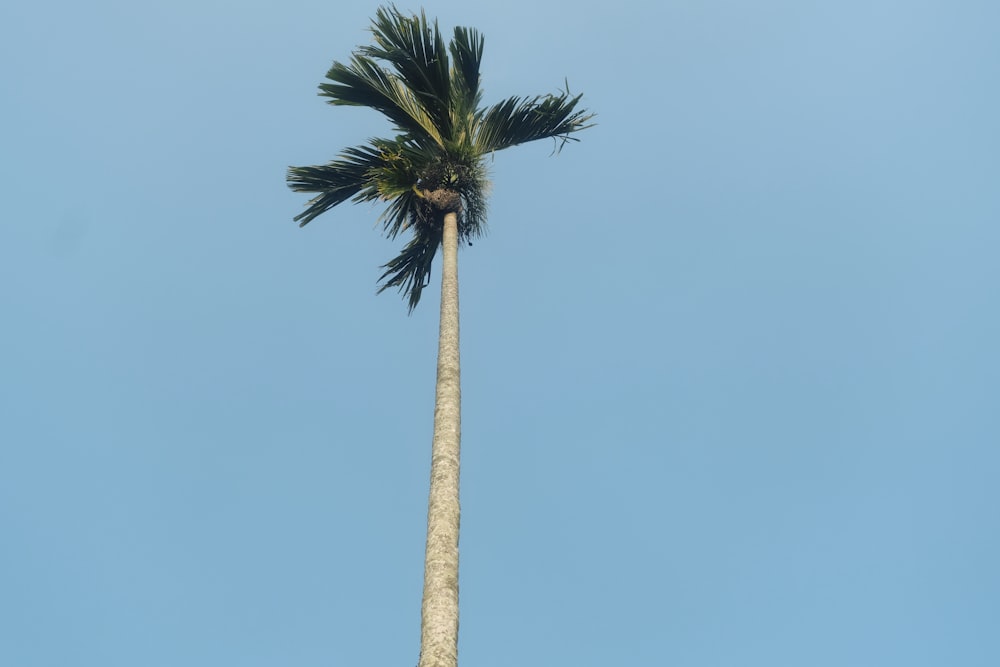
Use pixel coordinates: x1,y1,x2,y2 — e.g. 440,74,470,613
287,7,592,667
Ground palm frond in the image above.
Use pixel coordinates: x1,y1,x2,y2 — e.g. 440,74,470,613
377,222,443,311
287,144,385,226
460,185,489,241
377,189,428,240
320,55,444,148
449,26,484,121
288,137,436,229
363,7,453,140
474,88,595,154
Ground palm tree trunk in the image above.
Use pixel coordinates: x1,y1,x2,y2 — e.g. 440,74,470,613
419,211,462,667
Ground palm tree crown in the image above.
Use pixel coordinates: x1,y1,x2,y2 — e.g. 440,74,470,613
287,5,593,310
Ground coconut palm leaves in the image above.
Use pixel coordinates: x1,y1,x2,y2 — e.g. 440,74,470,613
287,6,593,310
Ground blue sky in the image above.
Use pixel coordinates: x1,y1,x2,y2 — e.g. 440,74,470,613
2,1,998,665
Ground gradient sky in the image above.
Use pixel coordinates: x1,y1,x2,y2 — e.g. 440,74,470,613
2,1,998,666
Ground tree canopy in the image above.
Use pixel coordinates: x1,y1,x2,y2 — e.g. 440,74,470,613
288,6,593,310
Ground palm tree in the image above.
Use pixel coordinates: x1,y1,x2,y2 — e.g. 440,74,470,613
287,7,592,667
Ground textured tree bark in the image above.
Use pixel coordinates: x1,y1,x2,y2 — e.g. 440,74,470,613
418,210,461,667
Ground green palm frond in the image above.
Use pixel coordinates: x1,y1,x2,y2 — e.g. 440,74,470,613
474,88,595,154
377,222,443,312
287,144,385,226
459,183,488,241
448,26,484,124
289,136,435,231
320,55,444,148
378,189,428,240
363,7,453,141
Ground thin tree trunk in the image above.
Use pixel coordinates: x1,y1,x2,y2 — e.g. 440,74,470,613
418,211,462,667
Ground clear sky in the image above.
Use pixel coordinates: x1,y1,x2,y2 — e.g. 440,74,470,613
2,1,998,665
